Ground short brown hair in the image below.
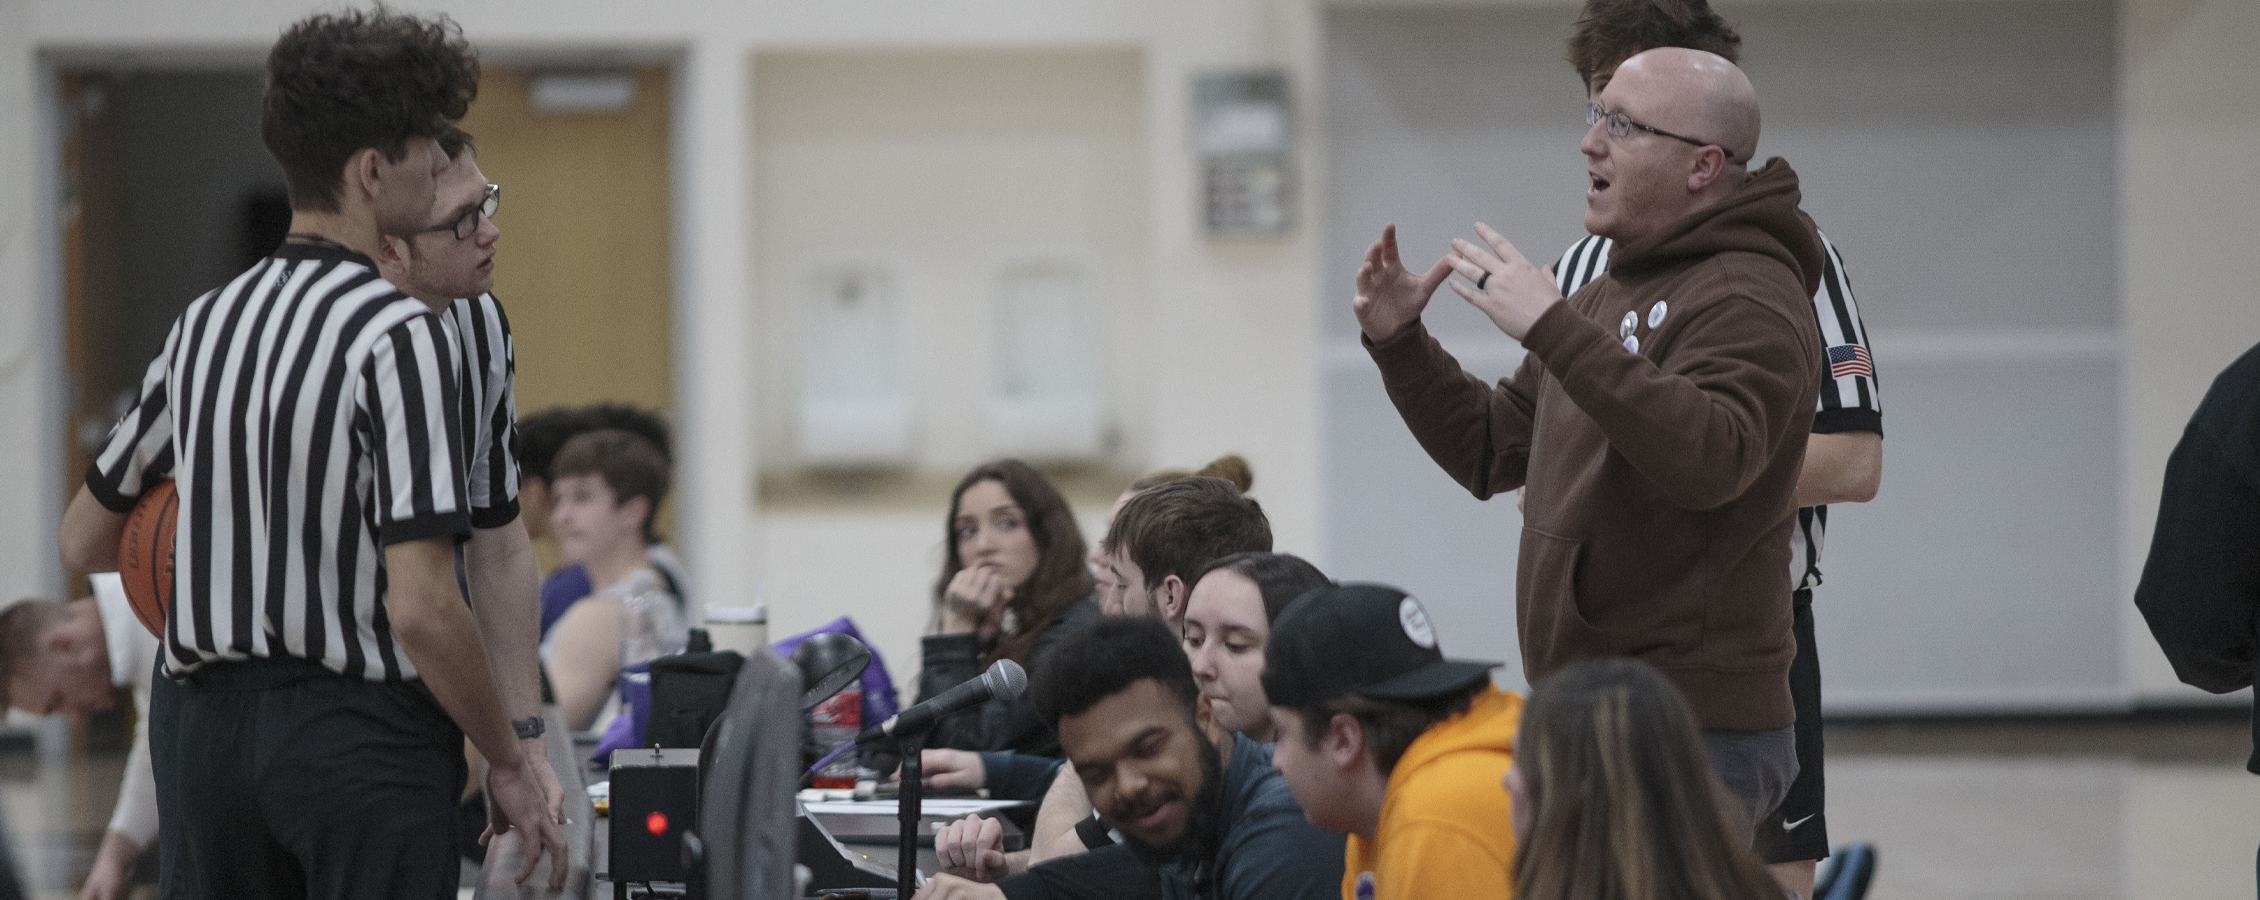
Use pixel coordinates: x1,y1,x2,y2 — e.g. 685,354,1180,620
514,405,673,484
552,429,670,543
1102,477,1271,592
261,7,480,212
1291,681,1482,776
1566,0,1741,89
0,600,67,692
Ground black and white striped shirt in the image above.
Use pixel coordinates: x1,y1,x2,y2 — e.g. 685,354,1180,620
87,244,485,682
1554,232,1881,592
443,293,521,530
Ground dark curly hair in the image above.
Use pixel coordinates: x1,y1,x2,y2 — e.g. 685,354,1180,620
1566,0,1741,91
1031,616,1199,729
936,460,1095,669
261,6,480,212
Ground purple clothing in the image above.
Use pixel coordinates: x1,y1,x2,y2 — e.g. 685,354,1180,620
539,565,594,638
590,616,903,768
773,617,902,726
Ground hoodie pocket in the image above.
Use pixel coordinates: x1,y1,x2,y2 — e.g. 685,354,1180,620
1517,528,1609,670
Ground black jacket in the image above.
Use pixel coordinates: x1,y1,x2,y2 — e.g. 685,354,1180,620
916,598,1100,757
2135,341,2260,775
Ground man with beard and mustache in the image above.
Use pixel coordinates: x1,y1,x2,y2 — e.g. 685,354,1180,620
913,616,1341,900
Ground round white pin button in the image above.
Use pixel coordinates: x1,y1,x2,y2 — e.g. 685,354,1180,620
1398,597,1437,649
1648,301,1668,328
1620,311,1638,338
1624,334,1641,353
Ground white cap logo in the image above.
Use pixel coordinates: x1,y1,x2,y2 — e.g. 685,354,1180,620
1398,597,1437,649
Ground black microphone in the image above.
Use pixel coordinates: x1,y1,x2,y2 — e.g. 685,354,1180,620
857,659,1026,745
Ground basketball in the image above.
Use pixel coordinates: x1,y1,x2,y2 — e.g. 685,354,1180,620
116,479,177,638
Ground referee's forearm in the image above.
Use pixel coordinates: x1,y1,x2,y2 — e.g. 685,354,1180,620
384,539,526,770
464,521,545,722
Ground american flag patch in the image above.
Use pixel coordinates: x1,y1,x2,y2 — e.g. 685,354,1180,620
1827,344,1874,379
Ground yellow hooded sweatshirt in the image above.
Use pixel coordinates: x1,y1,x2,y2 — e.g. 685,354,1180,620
1341,684,1523,900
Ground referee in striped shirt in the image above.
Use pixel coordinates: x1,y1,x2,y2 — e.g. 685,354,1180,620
371,132,557,857
58,11,564,897
1548,3,1882,895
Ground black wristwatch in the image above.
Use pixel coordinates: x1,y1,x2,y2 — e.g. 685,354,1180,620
513,715,546,740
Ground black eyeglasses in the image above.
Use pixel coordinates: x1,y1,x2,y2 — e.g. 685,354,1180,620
1586,103,1735,160
424,183,500,241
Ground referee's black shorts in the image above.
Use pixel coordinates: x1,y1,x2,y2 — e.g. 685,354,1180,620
1753,590,1829,864
151,655,467,900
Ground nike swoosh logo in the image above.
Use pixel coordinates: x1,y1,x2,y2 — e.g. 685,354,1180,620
1782,813,1817,831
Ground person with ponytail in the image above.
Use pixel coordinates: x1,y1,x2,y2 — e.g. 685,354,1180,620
1092,455,1255,608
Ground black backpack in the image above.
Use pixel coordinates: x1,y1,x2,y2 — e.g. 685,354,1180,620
647,630,745,748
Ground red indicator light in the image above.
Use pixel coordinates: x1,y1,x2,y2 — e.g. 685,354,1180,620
646,811,669,836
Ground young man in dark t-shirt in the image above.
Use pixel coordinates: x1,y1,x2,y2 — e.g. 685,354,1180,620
916,617,1341,900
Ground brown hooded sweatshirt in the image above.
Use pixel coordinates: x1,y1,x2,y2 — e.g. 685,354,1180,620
1366,158,1825,731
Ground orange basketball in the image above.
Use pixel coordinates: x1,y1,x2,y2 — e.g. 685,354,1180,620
116,480,177,638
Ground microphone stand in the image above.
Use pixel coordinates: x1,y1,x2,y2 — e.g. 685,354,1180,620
895,733,924,900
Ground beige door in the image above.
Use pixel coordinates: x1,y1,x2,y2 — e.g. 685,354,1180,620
459,67,677,553
58,66,680,577
458,66,675,426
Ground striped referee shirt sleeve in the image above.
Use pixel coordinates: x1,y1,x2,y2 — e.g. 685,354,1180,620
362,313,474,545
86,322,183,512
1811,234,1882,436
459,295,521,528
1552,234,1612,299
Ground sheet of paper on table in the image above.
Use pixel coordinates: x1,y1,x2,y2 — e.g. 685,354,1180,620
801,797,1028,817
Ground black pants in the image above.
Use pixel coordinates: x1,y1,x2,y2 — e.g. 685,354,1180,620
152,656,467,900
1754,592,1829,864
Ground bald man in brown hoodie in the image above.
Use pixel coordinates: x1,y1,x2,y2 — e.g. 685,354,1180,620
1352,48,1824,831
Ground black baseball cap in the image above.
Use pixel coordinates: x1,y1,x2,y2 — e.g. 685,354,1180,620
1262,582,1500,706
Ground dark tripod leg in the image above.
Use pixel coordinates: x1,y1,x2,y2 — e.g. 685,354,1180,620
898,735,924,899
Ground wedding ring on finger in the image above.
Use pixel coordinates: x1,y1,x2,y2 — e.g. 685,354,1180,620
1476,270,1491,290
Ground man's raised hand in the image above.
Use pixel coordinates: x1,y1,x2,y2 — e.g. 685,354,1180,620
1354,224,1453,344
1445,222,1563,342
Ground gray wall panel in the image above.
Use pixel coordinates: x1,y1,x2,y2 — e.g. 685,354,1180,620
1321,0,2122,711
1816,355,2122,710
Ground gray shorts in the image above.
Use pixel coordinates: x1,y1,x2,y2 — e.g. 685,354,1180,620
1702,726,1800,846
